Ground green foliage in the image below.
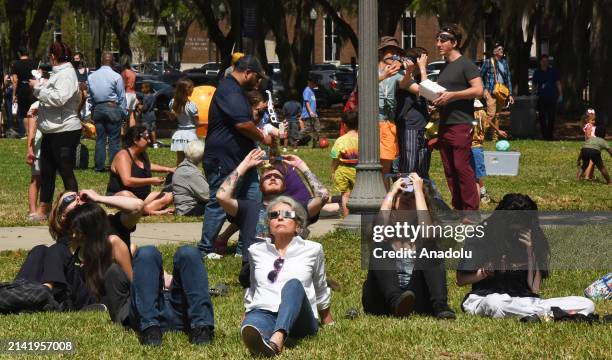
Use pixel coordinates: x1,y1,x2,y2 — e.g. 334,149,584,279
131,29,161,62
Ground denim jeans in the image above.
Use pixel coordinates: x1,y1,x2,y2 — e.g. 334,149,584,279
128,246,214,332
93,103,124,171
199,164,261,255
242,279,319,340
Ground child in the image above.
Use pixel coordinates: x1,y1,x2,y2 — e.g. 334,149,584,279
331,112,358,217
170,78,199,165
471,100,490,203
581,108,596,179
281,98,302,152
577,126,611,184
140,82,158,148
26,101,43,221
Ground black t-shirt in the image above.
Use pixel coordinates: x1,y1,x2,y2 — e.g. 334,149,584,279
108,212,136,250
396,79,428,130
282,100,302,123
10,59,37,99
437,56,481,125
457,233,537,298
203,75,256,170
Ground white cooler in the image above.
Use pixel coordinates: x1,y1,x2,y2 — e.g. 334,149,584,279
483,151,521,176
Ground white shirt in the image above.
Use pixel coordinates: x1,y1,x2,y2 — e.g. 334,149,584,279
33,62,82,134
244,236,331,318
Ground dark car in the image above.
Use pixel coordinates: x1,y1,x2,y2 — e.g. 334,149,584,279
139,61,184,86
134,80,175,136
334,69,357,102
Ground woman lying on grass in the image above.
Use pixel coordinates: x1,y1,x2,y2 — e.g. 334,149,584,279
457,193,595,321
362,173,456,319
241,196,334,357
15,190,142,310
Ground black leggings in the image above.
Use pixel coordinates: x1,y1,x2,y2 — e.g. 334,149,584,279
39,130,81,203
362,243,449,316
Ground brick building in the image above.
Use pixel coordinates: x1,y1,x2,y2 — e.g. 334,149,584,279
179,9,486,69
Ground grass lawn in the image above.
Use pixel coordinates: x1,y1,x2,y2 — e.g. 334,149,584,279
0,230,610,359
0,138,610,358
0,138,610,227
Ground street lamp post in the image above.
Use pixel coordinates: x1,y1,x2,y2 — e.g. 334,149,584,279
338,0,386,231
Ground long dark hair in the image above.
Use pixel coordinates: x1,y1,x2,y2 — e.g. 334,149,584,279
123,125,148,148
172,78,194,115
485,193,550,278
65,203,113,298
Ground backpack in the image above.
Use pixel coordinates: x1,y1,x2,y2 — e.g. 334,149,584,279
75,142,89,169
0,279,60,314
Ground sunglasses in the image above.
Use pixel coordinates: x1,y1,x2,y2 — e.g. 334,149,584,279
58,194,78,215
267,257,285,282
268,210,296,220
139,133,150,140
262,172,283,181
436,33,456,43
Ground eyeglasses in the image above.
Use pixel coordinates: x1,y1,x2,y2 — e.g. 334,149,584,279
268,210,296,220
58,193,78,215
262,172,283,181
267,257,285,282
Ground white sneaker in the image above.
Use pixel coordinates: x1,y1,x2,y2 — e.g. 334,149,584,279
234,253,243,258
293,149,298,153
282,147,288,152
205,252,223,260
152,143,160,149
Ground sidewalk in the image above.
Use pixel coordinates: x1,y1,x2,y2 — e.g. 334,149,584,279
0,219,340,251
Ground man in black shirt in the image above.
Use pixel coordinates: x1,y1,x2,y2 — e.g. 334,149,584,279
431,25,483,212
199,55,272,258
10,46,37,138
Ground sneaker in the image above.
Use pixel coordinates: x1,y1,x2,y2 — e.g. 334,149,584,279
241,324,278,357
433,303,456,320
140,326,162,346
392,290,415,317
282,147,288,152
293,149,298,153
81,303,108,312
152,143,160,149
190,326,213,345
234,253,243,258
26,213,48,222
205,252,223,260
480,192,491,204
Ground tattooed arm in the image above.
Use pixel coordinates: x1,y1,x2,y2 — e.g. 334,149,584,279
217,149,265,217
282,155,330,218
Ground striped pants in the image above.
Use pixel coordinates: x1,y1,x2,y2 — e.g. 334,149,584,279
398,128,430,178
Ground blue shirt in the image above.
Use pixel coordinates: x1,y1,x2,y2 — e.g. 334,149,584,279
480,58,513,94
532,67,559,100
203,75,255,170
301,86,317,118
87,66,127,112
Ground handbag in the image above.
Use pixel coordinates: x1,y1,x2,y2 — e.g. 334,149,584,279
491,59,510,103
584,272,612,300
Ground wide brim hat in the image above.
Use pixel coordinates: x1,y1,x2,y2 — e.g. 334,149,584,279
378,36,406,55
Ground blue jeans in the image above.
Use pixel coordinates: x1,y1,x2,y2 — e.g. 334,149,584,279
128,246,214,332
242,279,319,340
93,104,124,171
199,164,261,255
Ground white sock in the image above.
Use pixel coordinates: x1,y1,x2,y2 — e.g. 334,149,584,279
480,187,487,195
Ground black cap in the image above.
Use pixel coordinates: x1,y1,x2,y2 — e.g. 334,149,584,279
235,55,268,79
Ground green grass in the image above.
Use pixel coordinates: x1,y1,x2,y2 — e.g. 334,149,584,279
0,138,610,227
0,230,610,359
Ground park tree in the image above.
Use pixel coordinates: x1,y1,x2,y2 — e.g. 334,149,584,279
4,0,55,59
149,0,197,68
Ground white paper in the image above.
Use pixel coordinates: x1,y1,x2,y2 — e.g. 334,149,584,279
419,79,446,101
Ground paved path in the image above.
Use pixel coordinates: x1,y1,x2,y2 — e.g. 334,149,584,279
0,212,609,251
0,219,340,251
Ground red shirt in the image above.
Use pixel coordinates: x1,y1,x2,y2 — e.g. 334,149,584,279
121,69,136,93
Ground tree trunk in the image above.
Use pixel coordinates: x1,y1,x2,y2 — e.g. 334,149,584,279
378,0,408,38
590,0,612,127
314,0,359,54
28,0,55,55
6,1,28,59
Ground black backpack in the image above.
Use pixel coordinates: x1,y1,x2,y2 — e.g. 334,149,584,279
0,279,60,314
75,142,89,169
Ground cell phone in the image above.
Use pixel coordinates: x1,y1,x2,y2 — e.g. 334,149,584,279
400,176,414,192
262,156,284,161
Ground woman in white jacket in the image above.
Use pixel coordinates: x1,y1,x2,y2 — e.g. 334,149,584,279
29,42,82,221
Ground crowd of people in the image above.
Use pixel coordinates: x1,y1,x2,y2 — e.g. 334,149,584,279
0,23,608,357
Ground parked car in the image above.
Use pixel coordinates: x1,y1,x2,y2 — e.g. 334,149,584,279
270,72,287,106
426,60,446,75
268,62,281,73
140,61,184,86
334,68,357,102
311,63,338,71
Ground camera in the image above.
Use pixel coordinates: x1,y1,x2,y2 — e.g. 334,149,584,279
389,55,417,69
400,177,414,192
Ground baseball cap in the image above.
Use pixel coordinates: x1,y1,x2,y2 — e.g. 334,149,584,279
235,55,268,79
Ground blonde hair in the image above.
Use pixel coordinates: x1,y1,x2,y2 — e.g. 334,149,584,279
184,140,205,164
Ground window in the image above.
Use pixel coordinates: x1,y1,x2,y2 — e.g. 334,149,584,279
402,11,417,49
324,15,341,62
